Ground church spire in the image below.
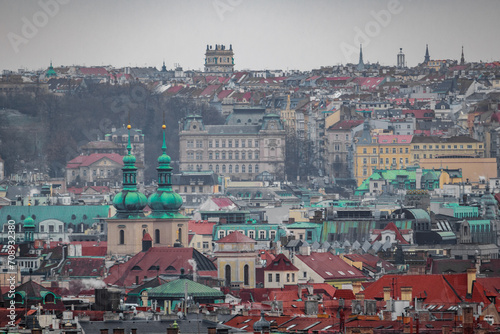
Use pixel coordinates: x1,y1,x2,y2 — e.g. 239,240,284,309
357,44,365,71
112,123,147,218
460,46,465,65
424,44,430,64
147,121,183,217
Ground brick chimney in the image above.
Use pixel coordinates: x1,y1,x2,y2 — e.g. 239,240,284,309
401,286,412,301
466,268,476,295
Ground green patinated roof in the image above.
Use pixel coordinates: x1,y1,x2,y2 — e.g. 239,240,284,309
467,220,491,226
147,279,224,299
0,205,110,227
287,222,321,228
436,231,456,240
405,209,431,222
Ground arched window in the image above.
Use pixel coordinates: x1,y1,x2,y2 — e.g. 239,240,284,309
177,228,182,242
44,293,55,304
155,229,160,244
225,264,231,287
143,229,146,236
119,230,125,245
244,264,249,286
222,164,226,173
14,293,23,304
229,165,233,173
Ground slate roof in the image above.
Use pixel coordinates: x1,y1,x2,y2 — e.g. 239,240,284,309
206,125,261,135
296,252,366,280
147,278,224,299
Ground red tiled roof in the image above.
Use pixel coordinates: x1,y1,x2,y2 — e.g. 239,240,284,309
79,67,108,76
216,231,257,244
188,220,216,235
371,222,409,245
376,135,413,145
264,254,298,272
329,120,363,130
200,84,222,97
66,153,123,169
402,109,435,119
259,250,276,264
211,197,236,209
104,247,216,286
69,241,107,256
217,89,233,100
333,289,355,300
61,257,106,277
296,252,366,280
142,233,152,241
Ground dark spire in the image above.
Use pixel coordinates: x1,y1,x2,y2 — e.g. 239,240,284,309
460,46,465,65
424,44,430,64
357,44,365,71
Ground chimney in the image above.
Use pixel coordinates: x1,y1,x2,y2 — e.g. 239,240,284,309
100,330,109,334
383,287,391,301
401,287,412,301
352,281,362,295
462,306,474,330
167,321,180,334
207,328,217,334
355,293,365,303
466,268,476,295
415,169,423,189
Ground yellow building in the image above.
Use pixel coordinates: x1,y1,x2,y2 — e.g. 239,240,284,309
215,231,258,289
411,136,485,165
280,95,296,131
263,254,299,289
354,121,413,186
419,158,497,183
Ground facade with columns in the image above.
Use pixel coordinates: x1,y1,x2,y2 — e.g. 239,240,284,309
179,110,286,181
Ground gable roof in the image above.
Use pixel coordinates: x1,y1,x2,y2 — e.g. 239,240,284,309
371,222,410,245
148,278,224,299
216,231,257,244
264,254,298,272
104,247,217,287
296,252,366,280
188,220,216,235
66,153,124,169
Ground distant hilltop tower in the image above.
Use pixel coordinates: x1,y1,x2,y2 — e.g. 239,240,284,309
357,44,365,71
397,48,405,69
204,44,234,75
460,46,465,65
424,44,430,64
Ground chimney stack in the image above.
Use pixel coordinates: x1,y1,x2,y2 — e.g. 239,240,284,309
401,286,412,301
383,287,391,301
466,268,476,295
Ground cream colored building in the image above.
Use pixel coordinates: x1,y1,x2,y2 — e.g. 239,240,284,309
179,111,286,181
215,231,258,289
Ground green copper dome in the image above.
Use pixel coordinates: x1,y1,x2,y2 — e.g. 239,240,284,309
113,190,147,212
147,124,183,215
23,216,35,228
112,125,147,217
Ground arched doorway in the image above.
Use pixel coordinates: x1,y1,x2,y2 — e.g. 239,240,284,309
225,264,231,287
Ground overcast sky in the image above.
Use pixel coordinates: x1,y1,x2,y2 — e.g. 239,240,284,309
1,0,499,72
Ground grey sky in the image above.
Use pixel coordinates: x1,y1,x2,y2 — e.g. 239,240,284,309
1,0,499,72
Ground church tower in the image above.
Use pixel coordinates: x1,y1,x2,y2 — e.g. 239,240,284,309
397,48,405,69
107,123,189,256
424,44,430,64
460,46,465,65
357,44,365,71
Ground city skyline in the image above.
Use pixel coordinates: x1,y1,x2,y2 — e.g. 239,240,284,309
1,0,499,72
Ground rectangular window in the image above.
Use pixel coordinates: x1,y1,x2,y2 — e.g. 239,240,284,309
373,148,376,154
255,151,259,159
209,141,213,148
268,273,272,282
199,186,203,192
241,140,245,148
363,148,367,154
248,139,252,147
228,152,233,160
235,152,239,160
215,152,220,160
196,140,203,148
228,140,232,148
241,152,246,160
371,158,377,164
276,273,280,282
222,140,226,148
255,140,259,147
215,140,219,148
292,273,295,282
203,242,209,249
392,148,396,154
196,152,202,160
235,140,239,148
287,273,290,282
363,158,367,164
209,152,213,160
187,140,194,148
222,152,226,159
386,158,389,164
405,148,409,153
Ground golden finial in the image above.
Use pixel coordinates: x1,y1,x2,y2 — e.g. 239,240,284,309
127,124,131,130
162,124,166,129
